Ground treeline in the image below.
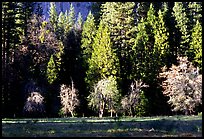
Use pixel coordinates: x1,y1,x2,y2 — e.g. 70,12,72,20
2,2,202,118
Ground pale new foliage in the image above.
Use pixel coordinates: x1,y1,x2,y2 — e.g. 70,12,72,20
23,92,45,114
159,57,202,115
23,80,46,117
59,81,79,117
88,77,120,117
121,80,148,116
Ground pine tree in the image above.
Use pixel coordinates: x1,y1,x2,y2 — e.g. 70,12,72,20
46,55,58,84
91,2,105,25
64,10,69,34
86,20,119,89
132,17,148,80
49,2,58,32
135,2,150,23
65,3,76,33
57,11,65,40
153,4,170,67
81,11,97,70
101,2,136,95
162,2,179,66
187,2,202,27
75,12,83,31
15,2,35,43
172,2,191,56
2,2,19,117
2,2,35,117
189,20,202,72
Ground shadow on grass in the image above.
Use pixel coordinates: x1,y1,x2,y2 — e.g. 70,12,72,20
2,117,202,137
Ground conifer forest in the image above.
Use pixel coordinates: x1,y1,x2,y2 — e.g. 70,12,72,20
2,2,202,118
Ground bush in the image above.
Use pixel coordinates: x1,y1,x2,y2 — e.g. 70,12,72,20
23,80,46,117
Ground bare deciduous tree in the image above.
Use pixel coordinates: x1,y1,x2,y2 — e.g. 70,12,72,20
159,57,202,115
121,80,148,117
59,80,79,117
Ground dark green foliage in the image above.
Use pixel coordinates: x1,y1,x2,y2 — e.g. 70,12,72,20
2,2,202,118
91,2,105,25
101,2,136,96
2,2,35,117
172,2,191,56
135,2,150,23
81,11,96,65
135,91,149,117
189,20,202,72
57,12,65,41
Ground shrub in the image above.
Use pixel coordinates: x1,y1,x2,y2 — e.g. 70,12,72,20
23,80,46,117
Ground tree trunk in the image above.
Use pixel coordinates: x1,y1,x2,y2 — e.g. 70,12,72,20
71,111,73,117
99,109,103,118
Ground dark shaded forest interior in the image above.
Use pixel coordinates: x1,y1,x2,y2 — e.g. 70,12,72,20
2,2,202,118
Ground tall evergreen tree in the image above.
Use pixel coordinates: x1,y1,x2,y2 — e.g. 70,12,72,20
135,2,150,23
162,2,179,66
151,3,170,67
2,2,19,117
15,2,35,41
86,20,119,89
75,12,83,31
67,3,75,31
187,2,202,30
64,10,69,34
101,2,136,95
57,11,65,41
91,2,105,25
131,17,151,116
46,55,58,84
172,2,191,56
49,2,58,32
2,2,35,117
189,20,202,72
81,11,97,70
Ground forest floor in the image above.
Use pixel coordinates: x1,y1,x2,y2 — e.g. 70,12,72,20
2,115,202,137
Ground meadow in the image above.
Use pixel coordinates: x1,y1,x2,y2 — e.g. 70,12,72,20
2,115,202,137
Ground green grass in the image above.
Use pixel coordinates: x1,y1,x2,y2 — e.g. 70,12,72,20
2,115,202,137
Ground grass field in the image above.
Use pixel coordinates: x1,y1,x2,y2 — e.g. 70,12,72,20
2,115,202,137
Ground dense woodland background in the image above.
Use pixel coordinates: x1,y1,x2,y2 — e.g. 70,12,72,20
2,2,202,118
